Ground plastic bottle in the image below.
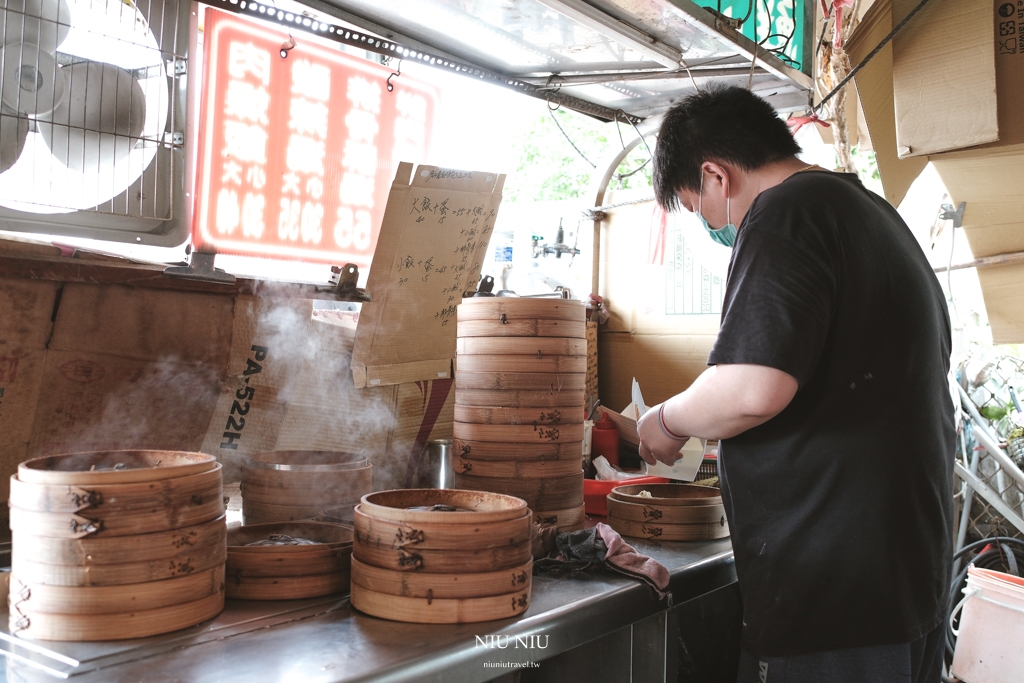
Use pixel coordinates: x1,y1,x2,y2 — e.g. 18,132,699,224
592,414,620,468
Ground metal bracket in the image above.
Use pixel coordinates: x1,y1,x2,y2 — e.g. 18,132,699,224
314,263,371,301
463,274,496,298
940,201,966,229
163,252,237,284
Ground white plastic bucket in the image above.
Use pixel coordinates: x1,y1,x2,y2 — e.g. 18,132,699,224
950,566,1024,683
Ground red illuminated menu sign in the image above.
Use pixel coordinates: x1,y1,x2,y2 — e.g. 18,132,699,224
194,9,437,265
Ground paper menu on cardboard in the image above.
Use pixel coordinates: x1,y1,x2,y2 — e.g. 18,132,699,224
630,378,704,482
351,163,505,388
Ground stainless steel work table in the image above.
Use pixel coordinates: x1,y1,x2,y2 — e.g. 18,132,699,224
0,538,736,683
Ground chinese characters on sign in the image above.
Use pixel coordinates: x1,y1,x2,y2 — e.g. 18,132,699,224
195,9,437,265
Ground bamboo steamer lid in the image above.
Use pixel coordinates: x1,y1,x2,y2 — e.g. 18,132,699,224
608,483,723,506
455,371,585,392
8,465,222,514
226,571,351,601
9,590,225,641
9,494,224,538
12,539,226,587
9,566,224,615
605,497,727,525
241,451,371,490
353,536,532,573
532,504,586,530
358,489,528,525
352,506,531,550
12,515,227,567
454,472,583,510
457,354,586,374
457,319,585,339
350,556,531,600
457,337,586,357
350,582,530,624
18,450,217,486
453,405,584,426
454,456,582,479
454,421,584,444
453,439,582,461
605,517,730,542
241,501,334,524
455,388,585,408
457,298,586,322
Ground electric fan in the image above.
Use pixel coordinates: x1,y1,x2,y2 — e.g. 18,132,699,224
0,0,190,245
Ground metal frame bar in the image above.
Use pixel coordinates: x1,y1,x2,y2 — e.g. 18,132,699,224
955,461,1024,536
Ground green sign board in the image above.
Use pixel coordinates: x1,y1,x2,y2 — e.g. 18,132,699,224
695,0,810,74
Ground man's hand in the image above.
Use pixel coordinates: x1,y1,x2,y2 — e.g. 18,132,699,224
637,404,688,466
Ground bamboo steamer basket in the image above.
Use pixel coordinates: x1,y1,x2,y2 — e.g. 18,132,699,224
17,451,216,486
457,298,586,322
608,483,723,506
353,538,531,573
241,450,371,491
457,319,584,339
353,506,531,551
9,494,223,538
605,483,729,541
457,336,586,357
241,501,329,524
455,371,586,392
239,481,358,506
351,557,532,600
533,504,586,531
457,354,587,374
605,518,729,542
8,466,222,514
454,472,583,510
453,405,584,426
9,590,225,641
454,456,582,479
350,582,530,624
9,566,224,615
455,388,585,409
226,522,353,600
359,489,528,525
11,515,227,568
453,439,582,461
453,421,584,444
605,497,727,525
316,505,355,525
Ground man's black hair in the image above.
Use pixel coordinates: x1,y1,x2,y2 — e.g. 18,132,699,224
653,83,802,212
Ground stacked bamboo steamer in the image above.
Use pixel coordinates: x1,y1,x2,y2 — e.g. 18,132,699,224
350,489,532,623
8,450,226,641
454,297,586,532
606,483,729,542
240,450,372,524
226,521,353,600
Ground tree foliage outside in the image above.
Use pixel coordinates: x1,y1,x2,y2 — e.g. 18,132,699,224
503,107,653,203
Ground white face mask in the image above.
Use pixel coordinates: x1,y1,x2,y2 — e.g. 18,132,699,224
696,172,738,247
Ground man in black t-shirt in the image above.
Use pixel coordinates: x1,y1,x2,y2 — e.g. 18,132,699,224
638,84,953,683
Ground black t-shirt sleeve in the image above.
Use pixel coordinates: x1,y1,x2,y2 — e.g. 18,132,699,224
708,227,835,386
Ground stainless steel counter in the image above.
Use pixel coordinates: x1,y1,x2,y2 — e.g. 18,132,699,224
0,538,735,683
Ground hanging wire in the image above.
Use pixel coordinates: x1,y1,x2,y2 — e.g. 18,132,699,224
547,99,596,169
747,0,758,90
613,112,654,181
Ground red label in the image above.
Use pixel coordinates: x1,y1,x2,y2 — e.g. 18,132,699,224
193,9,437,265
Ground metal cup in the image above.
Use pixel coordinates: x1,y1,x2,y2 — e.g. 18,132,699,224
426,438,453,489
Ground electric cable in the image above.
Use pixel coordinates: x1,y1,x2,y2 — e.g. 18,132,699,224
547,100,597,169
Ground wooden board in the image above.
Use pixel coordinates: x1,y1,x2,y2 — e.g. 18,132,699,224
455,388,585,409
456,319,586,339
454,472,583,510
12,515,227,566
453,439,582,461
9,495,224,539
18,451,217,486
10,566,224,615
352,507,530,551
456,355,587,374
606,517,730,542
453,405,584,426
605,497,726,525
455,371,586,392
226,570,350,601
358,490,528,525
457,298,586,322
453,456,582,479
10,590,225,641
453,421,584,444
8,466,223,514
457,337,586,357
350,582,530,624
353,536,532,574
351,556,531,600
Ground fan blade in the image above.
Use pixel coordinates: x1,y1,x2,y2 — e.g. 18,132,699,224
0,105,28,172
38,61,146,172
1,0,72,53
0,42,65,115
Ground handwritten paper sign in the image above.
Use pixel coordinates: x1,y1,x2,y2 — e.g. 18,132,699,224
351,163,504,388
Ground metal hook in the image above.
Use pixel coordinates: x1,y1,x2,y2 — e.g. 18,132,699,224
280,35,296,59
387,59,402,92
